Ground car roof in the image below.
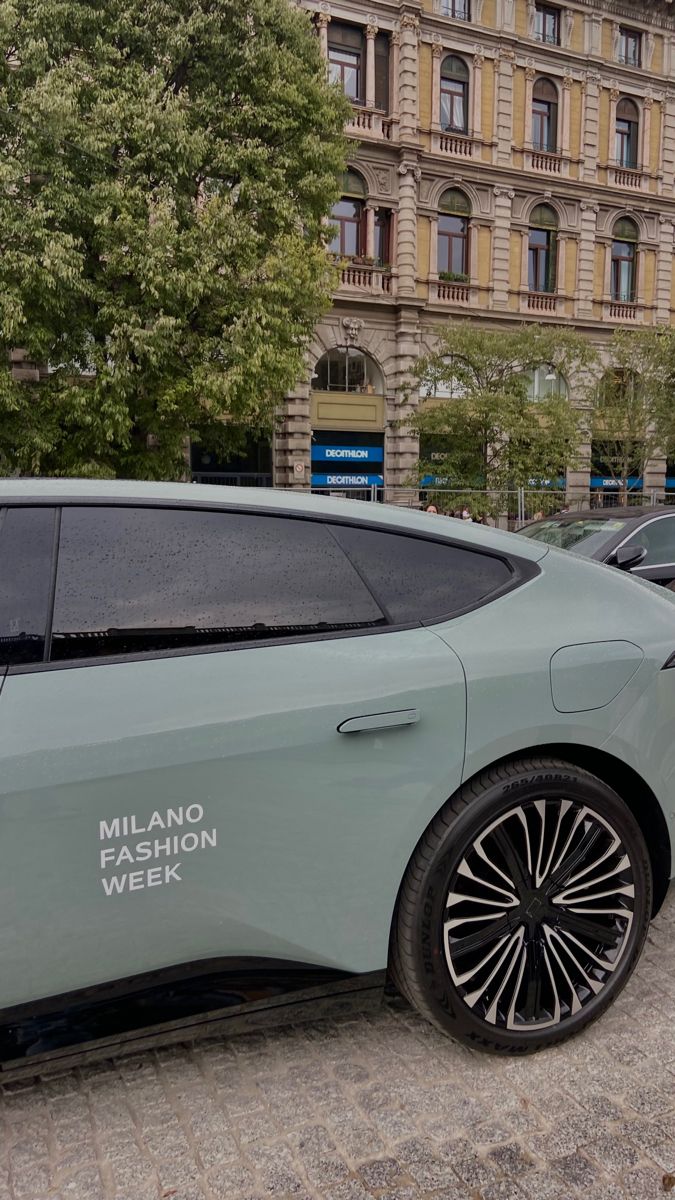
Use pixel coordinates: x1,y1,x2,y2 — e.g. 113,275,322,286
0,477,549,563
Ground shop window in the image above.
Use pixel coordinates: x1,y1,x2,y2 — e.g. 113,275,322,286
328,24,364,103
328,170,366,258
313,348,384,394
440,56,469,135
534,3,560,45
615,98,639,169
611,217,638,303
528,204,558,294
532,78,558,153
438,189,471,278
618,26,641,68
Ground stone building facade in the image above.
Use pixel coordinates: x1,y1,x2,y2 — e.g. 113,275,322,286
227,0,675,503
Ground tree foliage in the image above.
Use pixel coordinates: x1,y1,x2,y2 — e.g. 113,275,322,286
409,324,594,515
589,328,675,503
0,0,349,477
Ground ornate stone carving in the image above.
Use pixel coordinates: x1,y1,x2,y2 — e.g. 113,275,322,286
563,9,574,48
374,168,391,193
498,46,515,62
432,39,444,58
400,13,420,33
342,317,364,344
390,24,401,46
585,71,601,88
366,22,378,39
612,22,620,61
316,11,331,28
525,67,536,82
493,186,515,199
563,75,573,90
610,87,620,103
580,201,599,213
398,161,422,182
473,52,485,69
527,0,536,37
646,32,655,71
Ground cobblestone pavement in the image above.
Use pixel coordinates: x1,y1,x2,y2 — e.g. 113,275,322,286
5,894,675,1200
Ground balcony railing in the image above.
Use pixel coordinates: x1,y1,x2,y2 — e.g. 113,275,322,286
338,262,394,294
347,107,393,140
531,150,562,174
612,166,642,189
438,132,473,157
527,292,557,313
434,280,470,303
608,301,638,321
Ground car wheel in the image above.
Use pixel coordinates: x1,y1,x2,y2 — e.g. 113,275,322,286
391,756,651,1054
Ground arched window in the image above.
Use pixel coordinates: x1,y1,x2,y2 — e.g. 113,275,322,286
527,365,568,401
611,216,638,302
328,170,366,259
532,78,558,153
528,204,558,294
615,98,639,169
440,56,469,135
313,348,384,394
438,189,471,278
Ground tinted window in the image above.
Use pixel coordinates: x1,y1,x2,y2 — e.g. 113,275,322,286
51,507,385,660
331,524,513,622
625,517,675,567
519,517,630,557
0,506,54,664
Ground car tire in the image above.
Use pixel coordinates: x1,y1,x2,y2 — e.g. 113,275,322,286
391,756,651,1054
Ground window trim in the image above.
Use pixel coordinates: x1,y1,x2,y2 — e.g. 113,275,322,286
3,500,539,674
534,2,561,46
610,514,675,571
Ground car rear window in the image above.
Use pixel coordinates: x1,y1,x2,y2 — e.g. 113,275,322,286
519,517,630,557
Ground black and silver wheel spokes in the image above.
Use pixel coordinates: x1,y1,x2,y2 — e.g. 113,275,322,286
443,800,634,1031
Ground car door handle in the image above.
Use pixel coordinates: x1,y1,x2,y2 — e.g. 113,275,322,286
337,709,420,734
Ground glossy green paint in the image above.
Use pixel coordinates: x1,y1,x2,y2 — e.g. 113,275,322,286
0,480,674,1013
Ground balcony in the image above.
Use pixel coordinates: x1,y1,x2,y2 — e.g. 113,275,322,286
347,106,394,141
337,261,394,296
431,280,470,304
434,131,474,158
611,166,643,190
526,292,558,314
531,150,562,175
607,301,638,321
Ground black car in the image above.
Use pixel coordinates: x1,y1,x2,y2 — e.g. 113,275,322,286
519,507,675,589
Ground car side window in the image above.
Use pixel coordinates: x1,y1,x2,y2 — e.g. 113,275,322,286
625,517,675,567
50,506,386,661
0,506,55,664
330,523,514,623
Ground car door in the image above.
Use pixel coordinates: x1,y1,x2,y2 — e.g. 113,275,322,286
0,501,469,1013
619,513,675,588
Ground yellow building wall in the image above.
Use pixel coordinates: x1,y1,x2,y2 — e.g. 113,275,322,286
569,82,582,162
598,88,610,163
565,240,578,296
481,58,495,144
481,0,497,28
512,68,525,146
652,36,664,75
419,0,433,10
571,12,584,53
509,231,522,291
419,43,432,132
651,103,662,176
515,0,527,38
418,215,431,279
594,244,606,300
643,250,656,308
477,226,492,288
601,20,612,60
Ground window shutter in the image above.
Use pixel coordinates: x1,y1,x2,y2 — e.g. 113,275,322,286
374,33,389,112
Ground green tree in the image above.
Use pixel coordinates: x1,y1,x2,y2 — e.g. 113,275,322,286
409,323,594,516
589,328,675,505
0,0,349,478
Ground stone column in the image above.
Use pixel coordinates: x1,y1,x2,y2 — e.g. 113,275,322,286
396,161,421,297
316,10,331,59
431,42,443,130
575,201,598,318
399,12,420,148
608,86,619,165
390,30,401,120
495,48,515,165
581,73,601,182
365,202,376,257
656,216,674,325
524,67,535,148
492,186,514,308
429,214,439,279
556,236,567,299
561,74,572,156
365,21,378,109
387,309,422,496
472,49,484,140
662,92,675,196
641,94,653,179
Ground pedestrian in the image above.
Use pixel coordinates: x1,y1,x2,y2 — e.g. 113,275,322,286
425,504,438,514
461,507,472,521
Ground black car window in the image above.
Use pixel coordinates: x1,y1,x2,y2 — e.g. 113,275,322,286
625,516,675,567
0,506,55,665
519,517,630,557
51,506,386,661
331,524,513,622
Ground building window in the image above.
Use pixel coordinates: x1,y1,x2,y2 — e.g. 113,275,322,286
532,78,558,153
438,189,471,278
328,24,364,103
527,366,568,401
313,348,384,394
440,55,470,134
534,3,561,45
615,98,639,169
528,204,558,294
618,26,642,67
611,217,638,302
373,209,391,267
328,171,366,258
440,0,471,18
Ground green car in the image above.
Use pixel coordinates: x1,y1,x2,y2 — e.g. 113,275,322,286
1,480,674,1056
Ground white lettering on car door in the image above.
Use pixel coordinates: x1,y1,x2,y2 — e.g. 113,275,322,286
98,806,217,895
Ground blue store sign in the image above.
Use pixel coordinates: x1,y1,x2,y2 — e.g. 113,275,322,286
312,445,384,464
311,473,384,487
590,476,643,489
